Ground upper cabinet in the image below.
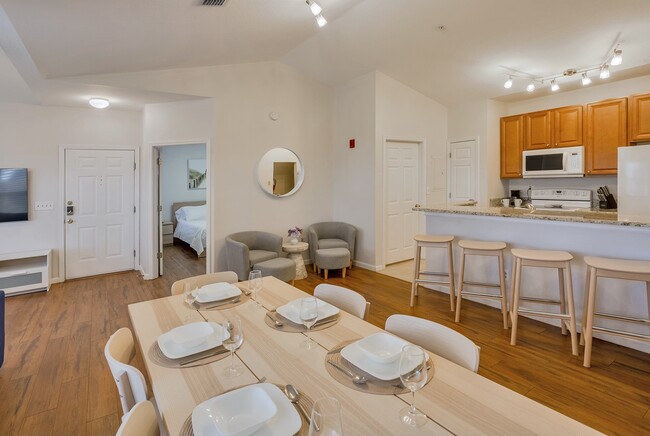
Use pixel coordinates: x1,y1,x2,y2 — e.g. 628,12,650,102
553,105,583,147
500,115,523,178
586,98,627,175
629,93,650,143
524,110,552,150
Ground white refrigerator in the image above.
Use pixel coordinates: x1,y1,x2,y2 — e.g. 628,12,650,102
618,144,650,218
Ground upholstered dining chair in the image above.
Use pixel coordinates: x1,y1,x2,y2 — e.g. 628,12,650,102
116,400,160,436
170,271,239,296
226,231,283,280
308,222,356,271
385,314,480,373
314,284,370,320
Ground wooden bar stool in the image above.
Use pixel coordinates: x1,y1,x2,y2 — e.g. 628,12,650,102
510,248,578,356
410,234,455,311
581,256,650,368
454,240,509,329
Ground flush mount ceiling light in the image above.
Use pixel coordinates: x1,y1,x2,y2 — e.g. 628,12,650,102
503,76,513,89
316,14,327,27
581,72,592,86
89,98,110,109
306,0,322,16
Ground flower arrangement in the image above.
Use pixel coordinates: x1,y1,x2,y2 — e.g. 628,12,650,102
287,226,303,239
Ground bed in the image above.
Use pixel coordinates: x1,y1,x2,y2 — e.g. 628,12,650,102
172,202,207,257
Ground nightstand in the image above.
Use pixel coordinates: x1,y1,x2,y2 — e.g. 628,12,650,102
162,222,174,246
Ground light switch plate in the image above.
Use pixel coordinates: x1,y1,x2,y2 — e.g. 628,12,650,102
34,201,54,210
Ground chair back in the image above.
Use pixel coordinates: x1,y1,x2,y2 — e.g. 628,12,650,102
314,284,369,320
226,231,282,280
116,400,160,436
104,328,149,415
171,271,239,296
385,314,480,372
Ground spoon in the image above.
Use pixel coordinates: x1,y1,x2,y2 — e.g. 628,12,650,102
284,385,315,429
266,310,283,327
328,360,368,384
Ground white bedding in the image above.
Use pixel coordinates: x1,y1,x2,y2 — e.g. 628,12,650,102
174,219,206,255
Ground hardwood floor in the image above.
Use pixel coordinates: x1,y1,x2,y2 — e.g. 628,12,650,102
1,259,648,435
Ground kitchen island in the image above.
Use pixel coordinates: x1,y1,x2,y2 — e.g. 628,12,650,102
414,205,650,353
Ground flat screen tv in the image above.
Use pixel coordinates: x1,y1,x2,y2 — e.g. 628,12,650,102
0,168,28,223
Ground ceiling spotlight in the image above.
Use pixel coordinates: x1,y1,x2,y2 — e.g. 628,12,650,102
526,82,536,92
89,98,110,109
551,79,560,92
600,64,610,79
581,72,592,86
306,0,322,16
611,49,623,66
316,14,327,27
503,76,513,89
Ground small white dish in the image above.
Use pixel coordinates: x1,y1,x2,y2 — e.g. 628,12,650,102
157,322,226,359
192,383,301,436
194,282,242,303
356,332,408,364
276,298,339,325
340,341,427,381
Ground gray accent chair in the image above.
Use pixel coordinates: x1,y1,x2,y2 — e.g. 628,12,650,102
226,231,283,280
308,222,357,271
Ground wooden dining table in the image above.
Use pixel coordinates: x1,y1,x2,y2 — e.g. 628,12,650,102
128,276,601,436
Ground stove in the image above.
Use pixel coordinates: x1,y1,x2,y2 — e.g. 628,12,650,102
530,189,592,211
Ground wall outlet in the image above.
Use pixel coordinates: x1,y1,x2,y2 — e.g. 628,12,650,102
34,201,54,211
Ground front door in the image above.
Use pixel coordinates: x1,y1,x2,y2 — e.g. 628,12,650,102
449,140,477,204
385,141,419,265
65,149,135,279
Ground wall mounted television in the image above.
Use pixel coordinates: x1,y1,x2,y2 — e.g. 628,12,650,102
0,168,28,223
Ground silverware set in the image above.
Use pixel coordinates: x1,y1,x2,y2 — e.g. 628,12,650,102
178,347,229,366
193,296,241,310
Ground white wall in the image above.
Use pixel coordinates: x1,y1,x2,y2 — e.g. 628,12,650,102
160,143,207,222
0,102,142,280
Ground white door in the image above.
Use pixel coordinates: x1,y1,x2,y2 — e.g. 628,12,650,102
449,140,477,204
65,149,135,279
155,148,163,276
385,141,419,265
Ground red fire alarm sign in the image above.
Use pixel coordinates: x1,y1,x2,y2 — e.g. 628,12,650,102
349,139,355,149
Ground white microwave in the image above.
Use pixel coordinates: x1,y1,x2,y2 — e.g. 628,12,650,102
522,146,584,178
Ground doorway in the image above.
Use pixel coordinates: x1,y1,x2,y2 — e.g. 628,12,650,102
448,139,478,204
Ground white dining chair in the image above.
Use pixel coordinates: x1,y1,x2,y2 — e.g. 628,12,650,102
116,400,160,436
314,284,370,320
385,314,480,373
170,271,239,295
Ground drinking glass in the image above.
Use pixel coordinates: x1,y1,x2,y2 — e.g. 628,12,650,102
183,280,198,309
300,297,318,349
248,270,263,307
222,316,244,377
398,344,428,428
309,397,343,436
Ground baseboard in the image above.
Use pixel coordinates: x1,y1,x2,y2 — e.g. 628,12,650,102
352,260,382,272
51,277,64,284
138,265,154,280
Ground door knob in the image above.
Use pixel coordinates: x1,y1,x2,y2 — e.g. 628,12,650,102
67,218,74,224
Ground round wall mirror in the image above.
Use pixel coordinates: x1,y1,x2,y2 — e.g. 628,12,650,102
257,148,304,197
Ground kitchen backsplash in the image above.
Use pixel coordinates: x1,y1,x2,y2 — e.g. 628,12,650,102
507,175,617,208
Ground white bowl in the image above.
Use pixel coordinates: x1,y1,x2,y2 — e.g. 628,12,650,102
356,332,408,364
168,322,215,349
192,385,277,436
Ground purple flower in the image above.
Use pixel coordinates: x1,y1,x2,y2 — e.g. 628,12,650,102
287,226,303,237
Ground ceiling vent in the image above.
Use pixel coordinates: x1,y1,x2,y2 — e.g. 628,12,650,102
202,0,229,5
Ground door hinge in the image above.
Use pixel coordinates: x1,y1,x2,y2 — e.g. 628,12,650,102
449,192,451,199
133,250,136,257
159,205,162,212
157,157,162,166
157,252,163,260
449,152,452,158
134,162,137,171
134,206,136,213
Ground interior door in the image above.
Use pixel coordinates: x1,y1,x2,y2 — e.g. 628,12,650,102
385,141,419,265
155,148,163,276
449,140,477,204
65,149,135,279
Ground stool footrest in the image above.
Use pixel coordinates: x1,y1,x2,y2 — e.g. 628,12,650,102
418,271,449,277
520,296,561,305
517,308,570,320
462,281,501,289
461,291,504,300
594,312,650,325
592,326,650,341
414,279,451,286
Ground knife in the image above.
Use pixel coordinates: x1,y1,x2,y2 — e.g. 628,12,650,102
179,347,229,366
197,296,241,310
311,316,339,328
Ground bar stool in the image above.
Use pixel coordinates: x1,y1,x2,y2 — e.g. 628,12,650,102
410,234,455,311
581,256,650,368
454,240,509,329
510,248,578,356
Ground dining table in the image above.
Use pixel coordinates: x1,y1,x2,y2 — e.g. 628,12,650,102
128,275,601,436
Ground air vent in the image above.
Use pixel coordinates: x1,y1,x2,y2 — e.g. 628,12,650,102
202,0,229,5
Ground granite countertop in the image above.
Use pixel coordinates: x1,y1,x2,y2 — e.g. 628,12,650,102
413,205,650,228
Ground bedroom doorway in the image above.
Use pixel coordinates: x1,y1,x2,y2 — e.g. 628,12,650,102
153,143,209,278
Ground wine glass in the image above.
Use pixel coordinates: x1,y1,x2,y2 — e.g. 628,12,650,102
300,297,319,349
183,280,198,321
398,344,429,428
222,316,244,377
309,397,343,436
248,270,262,307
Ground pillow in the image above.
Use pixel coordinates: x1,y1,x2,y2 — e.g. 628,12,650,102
181,204,206,221
174,207,187,221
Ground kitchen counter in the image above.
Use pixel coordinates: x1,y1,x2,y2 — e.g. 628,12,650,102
413,204,650,227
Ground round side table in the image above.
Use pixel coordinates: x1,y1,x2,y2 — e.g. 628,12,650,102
282,241,309,280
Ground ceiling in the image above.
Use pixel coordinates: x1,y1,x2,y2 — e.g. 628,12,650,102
0,0,649,109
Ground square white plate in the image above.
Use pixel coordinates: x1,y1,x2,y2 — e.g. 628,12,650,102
158,322,226,359
340,340,428,381
356,332,408,364
276,298,339,325
192,383,302,436
193,283,242,303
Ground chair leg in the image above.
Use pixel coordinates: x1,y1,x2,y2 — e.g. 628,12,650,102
510,257,521,346
447,242,455,312
498,251,509,329
580,267,592,346
324,269,328,280
558,267,567,336
564,262,579,356
291,280,295,286
454,247,466,322
313,263,317,272
583,267,597,367
410,244,421,307
342,267,346,278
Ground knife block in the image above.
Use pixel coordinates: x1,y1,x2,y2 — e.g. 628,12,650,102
601,194,617,210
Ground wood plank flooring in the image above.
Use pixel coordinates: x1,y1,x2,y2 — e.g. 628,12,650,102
1,254,648,435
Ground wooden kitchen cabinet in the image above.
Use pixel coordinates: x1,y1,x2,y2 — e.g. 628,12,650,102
553,105,583,147
628,93,650,143
524,110,552,150
586,98,627,175
500,115,523,178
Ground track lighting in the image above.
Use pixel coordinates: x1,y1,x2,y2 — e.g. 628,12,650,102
551,80,559,92
503,76,513,89
316,14,327,27
581,73,592,86
600,65,610,79
306,0,322,16
611,49,622,66
526,83,536,92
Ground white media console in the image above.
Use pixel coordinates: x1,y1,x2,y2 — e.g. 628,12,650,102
0,249,51,296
